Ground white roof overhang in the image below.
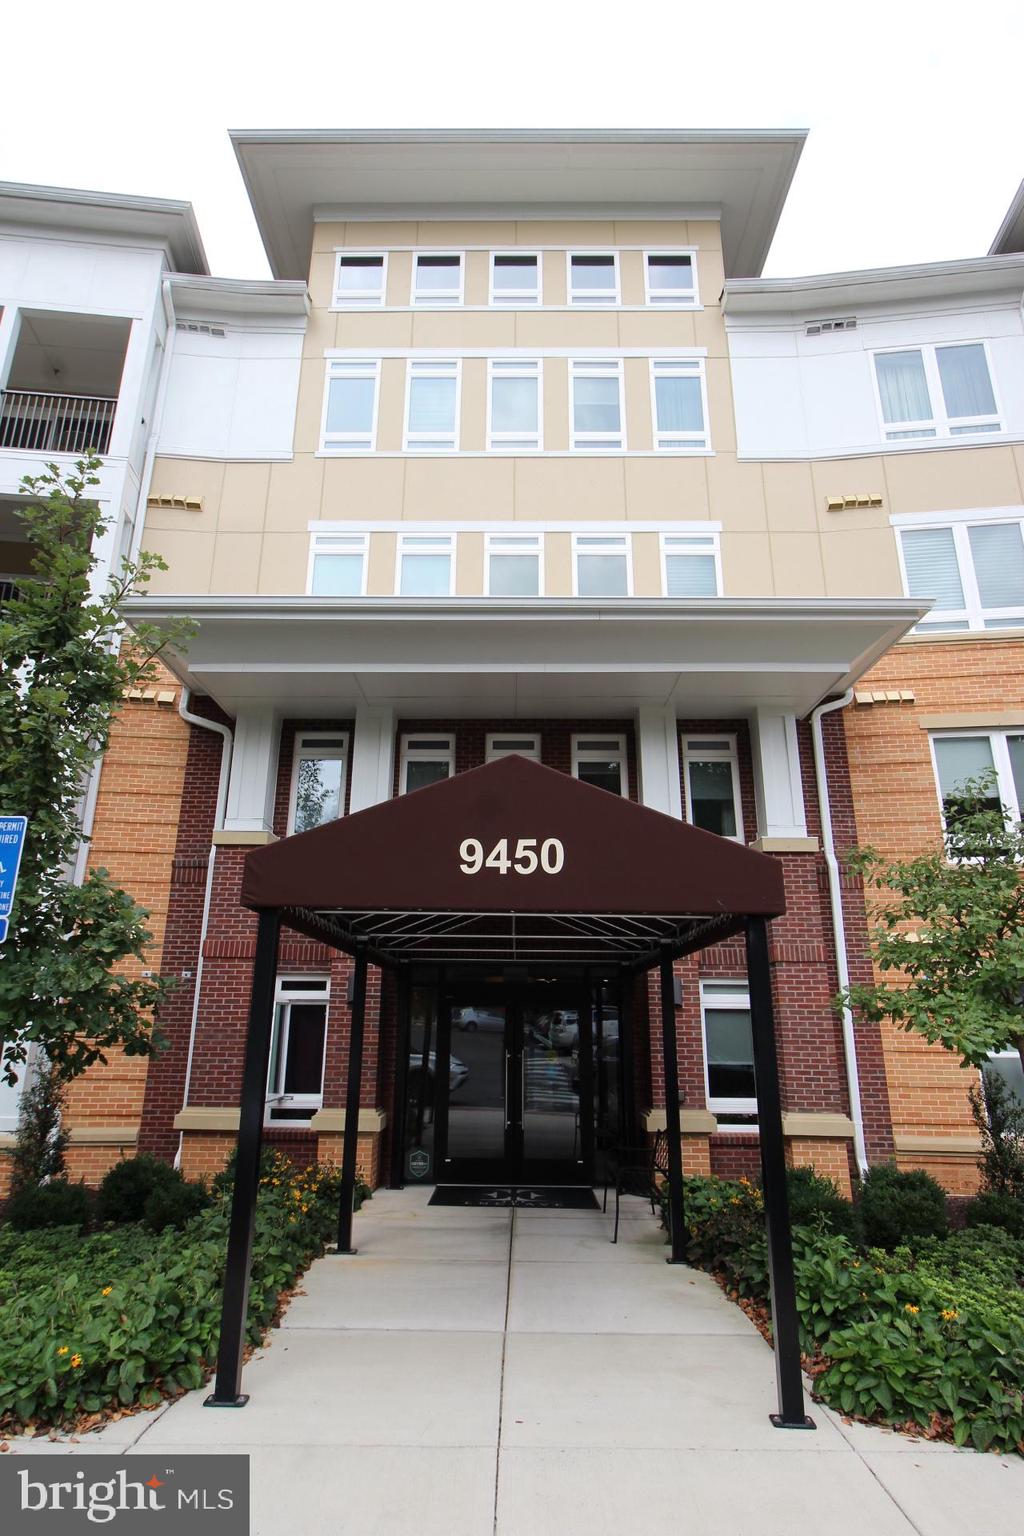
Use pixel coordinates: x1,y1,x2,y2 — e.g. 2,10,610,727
0,181,207,275
121,595,926,720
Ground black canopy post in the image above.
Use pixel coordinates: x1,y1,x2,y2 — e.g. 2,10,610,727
388,961,412,1189
745,915,815,1430
205,907,281,1408
659,945,686,1264
336,940,369,1254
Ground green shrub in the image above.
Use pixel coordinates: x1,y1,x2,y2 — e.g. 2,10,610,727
95,1155,180,1225
963,1192,1024,1238
144,1179,211,1233
858,1163,948,1249
786,1166,860,1241
5,1180,90,1232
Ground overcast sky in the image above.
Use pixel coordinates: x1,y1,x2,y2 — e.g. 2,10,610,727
4,0,1022,280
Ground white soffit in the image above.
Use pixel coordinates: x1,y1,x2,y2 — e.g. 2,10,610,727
723,253,1024,317
0,181,208,275
990,178,1024,256
229,129,807,282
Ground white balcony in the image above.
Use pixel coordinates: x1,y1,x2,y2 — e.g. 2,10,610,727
0,389,117,455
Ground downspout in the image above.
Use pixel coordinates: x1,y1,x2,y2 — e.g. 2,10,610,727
809,688,870,1179
174,688,233,1168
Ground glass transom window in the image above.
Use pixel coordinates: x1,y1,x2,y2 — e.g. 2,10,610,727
874,343,1000,441
486,733,540,761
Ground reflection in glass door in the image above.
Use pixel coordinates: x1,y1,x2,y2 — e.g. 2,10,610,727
444,1001,508,1179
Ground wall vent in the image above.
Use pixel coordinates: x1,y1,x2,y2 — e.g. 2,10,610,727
805,317,857,336
176,320,226,338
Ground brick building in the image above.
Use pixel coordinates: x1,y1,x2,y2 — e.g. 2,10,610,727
2,133,1023,1201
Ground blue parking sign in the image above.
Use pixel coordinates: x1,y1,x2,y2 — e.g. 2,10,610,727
0,815,28,944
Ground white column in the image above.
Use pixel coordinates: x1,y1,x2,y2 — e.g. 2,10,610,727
348,706,396,812
0,306,22,392
223,708,281,834
106,316,152,460
635,706,683,819
749,709,809,841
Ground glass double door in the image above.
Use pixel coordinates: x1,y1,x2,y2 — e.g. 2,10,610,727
435,984,593,1185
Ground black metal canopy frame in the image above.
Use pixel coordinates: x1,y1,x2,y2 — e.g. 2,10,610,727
202,757,815,1429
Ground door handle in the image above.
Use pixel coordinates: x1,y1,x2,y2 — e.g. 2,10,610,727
504,1050,511,1129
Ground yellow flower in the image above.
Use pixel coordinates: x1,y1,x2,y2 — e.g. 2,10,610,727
101,1286,113,1296
729,1196,741,1205
293,1189,302,1201
851,1261,861,1269
70,1354,83,1369
905,1304,920,1315
941,1308,959,1322
57,1346,69,1356
301,1205,309,1213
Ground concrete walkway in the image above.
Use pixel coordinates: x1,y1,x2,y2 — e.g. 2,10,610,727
6,1187,1022,1534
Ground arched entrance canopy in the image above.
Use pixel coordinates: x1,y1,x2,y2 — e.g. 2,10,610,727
240,754,786,971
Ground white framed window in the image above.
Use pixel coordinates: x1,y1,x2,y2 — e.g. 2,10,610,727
404,359,460,451
487,359,542,451
897,515,1024,633
872,342,1001,441
490,252,541,305
650,359,709,451
400,733,455,793
288,732,350,834
486,532,543,596
661,534,720,597
929,730,1024,828
572,734,629,796
397,533,454,596
701,980,757,1128
567,253,619,305
570,359,625,451
322,360,379,451
682,736,744,842
333,253,387,307
644,252,697,306
411,253,464,306
486,733,541,761
308,532,368,596
573,533,631,597
266,975,330,1124
984,1050,1024,1110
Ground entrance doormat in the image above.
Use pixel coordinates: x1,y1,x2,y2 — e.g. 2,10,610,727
430,1185,599,1209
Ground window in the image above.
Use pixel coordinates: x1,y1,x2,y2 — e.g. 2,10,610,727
650,359,709,451
572,734,628,796
398,534,454,596
898,517,1024,632
573,534,630,597
984,1051,1024,1110
333,254,387,307
701,980,757,1127
568,253,619,305
289,733,350,834
308,533,368,596
644,252,697,306
412,253,463,306
873,343,1000,441
488,359,541,451
682,736,743,841
400,734,455,793
322,360,379,451
570,360,625,451
661,534,720,597
266,975,329,1123
405,360,460,451
486,533,542,596
490,253,540,306
486,733,540,761
931,731,1024,827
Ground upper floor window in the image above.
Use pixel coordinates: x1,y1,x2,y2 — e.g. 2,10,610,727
661,534,719,597
412,253,464,306
572,734,629,796
681,736,743,841
488,359,541,451
645,252,696,306
334,254,387,307
289,732,350,834
400,734,455,793
650,359,708,451
873,343,1000,441
486,533,542,597
931,731,1024,828
573,534,630,597
568,253,619,305
405,360,460,451
701,980,756,1127
898,516,1024,632
309,533,368,596
267,975,329,1124
570,359,625,451
398,533,454,596
323,360,379,451
486,733,541,761
490,253,541,306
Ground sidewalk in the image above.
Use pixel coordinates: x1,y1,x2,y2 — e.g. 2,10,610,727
5,1187,1022,1535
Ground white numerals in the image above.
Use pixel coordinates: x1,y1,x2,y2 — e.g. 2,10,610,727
458,837,565,875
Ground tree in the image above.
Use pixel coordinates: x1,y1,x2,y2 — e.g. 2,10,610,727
0,454,194,1085
841,776,1024,1079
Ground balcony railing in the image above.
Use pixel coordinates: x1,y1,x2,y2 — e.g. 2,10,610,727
0,578,20,606
0,390,116,455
